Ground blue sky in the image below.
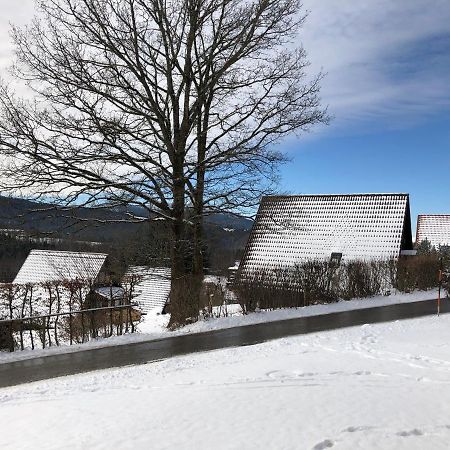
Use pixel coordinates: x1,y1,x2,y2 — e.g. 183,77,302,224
280,115,450,233
0,0,449,235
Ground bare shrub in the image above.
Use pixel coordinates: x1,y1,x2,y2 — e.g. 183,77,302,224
235,268,305,314
339,260,390,300
0,277,140,352
199,279,228,319
235,256,440,312
58,307,141,343
395,255,439,292
292,262,338,305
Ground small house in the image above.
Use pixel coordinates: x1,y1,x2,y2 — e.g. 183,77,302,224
238,193,414,278
123,266,171,313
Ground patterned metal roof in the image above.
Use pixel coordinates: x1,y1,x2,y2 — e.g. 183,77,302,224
13,250,108,284
416,215,450,248
239,193,412,275
123,266,171,313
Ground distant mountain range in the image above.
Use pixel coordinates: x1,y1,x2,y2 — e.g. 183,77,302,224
204,212,253,231
0,196,253,240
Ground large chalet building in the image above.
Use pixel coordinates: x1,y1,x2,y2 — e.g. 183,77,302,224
238,193,414,277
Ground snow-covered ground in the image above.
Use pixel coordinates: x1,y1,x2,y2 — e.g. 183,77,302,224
1,313,450,449
0,289,440,364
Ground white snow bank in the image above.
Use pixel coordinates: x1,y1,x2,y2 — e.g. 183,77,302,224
0,288,440,364
1,313,450,449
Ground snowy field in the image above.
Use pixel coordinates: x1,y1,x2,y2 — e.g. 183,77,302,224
1,313,450,449
0,289,440,364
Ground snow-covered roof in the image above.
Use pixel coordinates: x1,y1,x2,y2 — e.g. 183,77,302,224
123,266,171,313
95,286,125,300
239,193,413,275
416,215,450,248
13,250,108,284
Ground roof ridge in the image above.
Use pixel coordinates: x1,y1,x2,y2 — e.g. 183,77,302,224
29,249,108,257
263,193,409,199
418,214,450,217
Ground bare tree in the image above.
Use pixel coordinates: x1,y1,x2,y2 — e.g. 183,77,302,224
0,0,327,326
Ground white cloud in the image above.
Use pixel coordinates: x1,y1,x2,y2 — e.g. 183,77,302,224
301,0,450,132
0,0,35,72
0,0,449,135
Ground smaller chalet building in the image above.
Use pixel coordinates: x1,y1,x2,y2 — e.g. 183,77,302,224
13,250,108,284
239,193,413,277
123,266,171,313
416,215,450,248
11,250,110,317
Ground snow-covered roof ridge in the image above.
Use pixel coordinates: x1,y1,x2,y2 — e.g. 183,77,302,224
263,193,410,199
13,250,108,284
416,214,450,247
239,193,413,275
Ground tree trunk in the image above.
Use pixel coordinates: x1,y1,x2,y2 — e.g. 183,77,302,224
168,164,200,328
189,108,209,320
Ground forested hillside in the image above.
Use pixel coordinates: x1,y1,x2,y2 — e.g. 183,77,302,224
0,197,252,282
